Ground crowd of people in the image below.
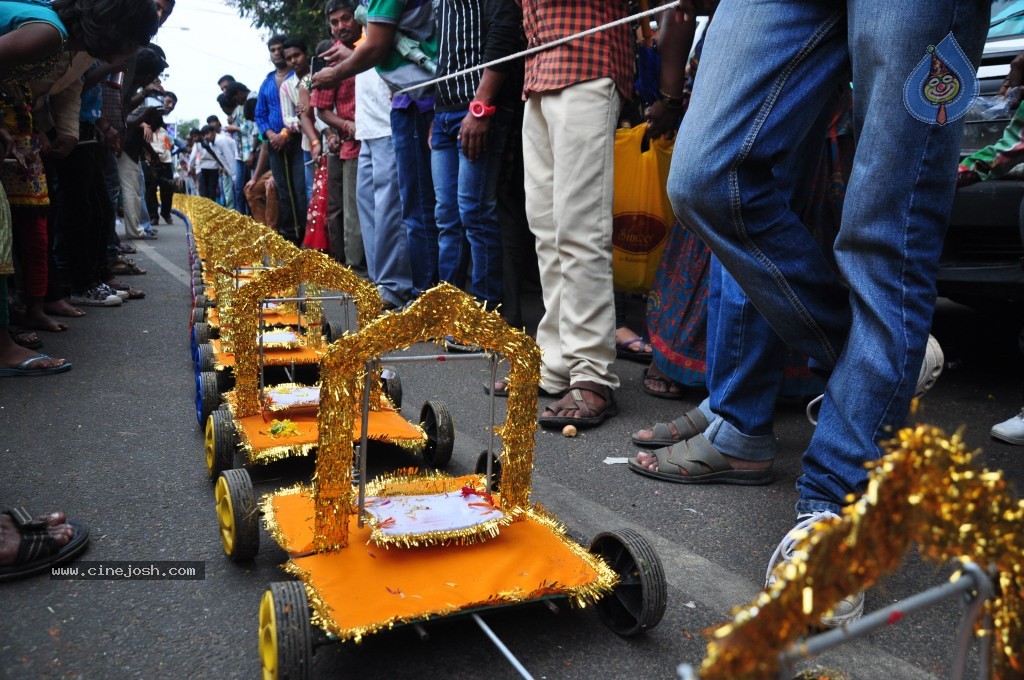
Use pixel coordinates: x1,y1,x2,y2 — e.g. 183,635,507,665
1,0,1012,641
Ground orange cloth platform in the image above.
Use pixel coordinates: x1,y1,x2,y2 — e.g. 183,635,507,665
235,408,425,464
210,338,322,369
266,487,616,641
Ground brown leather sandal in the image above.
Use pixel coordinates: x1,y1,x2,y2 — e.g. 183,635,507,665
538,380,618,430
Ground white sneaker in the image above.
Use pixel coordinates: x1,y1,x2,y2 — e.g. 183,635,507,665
806,334,944,425
765,511,864,628
991,409,1024,445
98,283,128,301
70,286,122,307
915,334,944,399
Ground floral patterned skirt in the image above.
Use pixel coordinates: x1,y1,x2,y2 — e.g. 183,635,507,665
302,155,330,252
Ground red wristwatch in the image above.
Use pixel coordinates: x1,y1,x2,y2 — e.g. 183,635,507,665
469,100,496,119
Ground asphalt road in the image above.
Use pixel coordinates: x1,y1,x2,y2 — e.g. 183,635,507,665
2,214,1022,680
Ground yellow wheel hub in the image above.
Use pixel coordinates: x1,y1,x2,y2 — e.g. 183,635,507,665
214,475,235,556
259,590,278,680
204,414,216,475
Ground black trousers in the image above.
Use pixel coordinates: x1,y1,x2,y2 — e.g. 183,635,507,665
198,168,220,201
55,142,113,292
145,161,175,221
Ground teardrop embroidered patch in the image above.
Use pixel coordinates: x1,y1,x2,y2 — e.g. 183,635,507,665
903,32,978,126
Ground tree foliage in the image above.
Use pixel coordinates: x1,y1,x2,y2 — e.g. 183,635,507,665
176,118,200,140
227,0,330,51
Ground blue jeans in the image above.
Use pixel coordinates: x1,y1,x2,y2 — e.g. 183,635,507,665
431,108,508,306
357,136,413,307
303,150,314,203
390,104,438,296
698,257,786,463
235,159,249,215
669,0,987,515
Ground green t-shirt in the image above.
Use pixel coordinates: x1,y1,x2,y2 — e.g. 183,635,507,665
364,0,438,102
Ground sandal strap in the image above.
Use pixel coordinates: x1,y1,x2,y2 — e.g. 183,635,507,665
542,381,613,419
7,507,45,530
664,435,732,476
6,508,58,565
651,407,710,442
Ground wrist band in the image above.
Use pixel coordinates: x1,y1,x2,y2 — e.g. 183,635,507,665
469,100,496,119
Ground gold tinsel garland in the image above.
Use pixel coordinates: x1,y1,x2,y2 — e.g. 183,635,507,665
313,282,541,553
700,424,1024,678
229,248,382,418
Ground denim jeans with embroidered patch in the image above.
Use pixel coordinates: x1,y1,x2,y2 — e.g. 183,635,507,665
431,108,510,306
668,0,988,514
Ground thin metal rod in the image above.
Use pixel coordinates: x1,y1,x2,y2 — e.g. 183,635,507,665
951,562,994,680
778,562,993,676
356,362,373,528
471,614,534,680
258,305,266,400
487,355,498,486
383,353,489,364
262,295,353,303
395,1,680,95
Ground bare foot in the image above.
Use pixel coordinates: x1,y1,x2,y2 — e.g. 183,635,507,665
15,303,69,332
0,512,73,566
0,333,68,371
43,299,86,318
642,362,683,398
615,326,652,356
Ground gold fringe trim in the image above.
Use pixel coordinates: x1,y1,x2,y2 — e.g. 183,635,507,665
260,482,315,551
365,513,515,550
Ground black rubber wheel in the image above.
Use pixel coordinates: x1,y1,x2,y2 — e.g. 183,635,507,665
197,343,215,372
206,408,238,479
194,322,211,345
323,321,345,343
420,400,454,468
196,370,220,427
214,369,234,393
260,581,313,680
192,305,206,324
216,468,259,561
589,529,667,636
381,367,402,410
474,450,501,492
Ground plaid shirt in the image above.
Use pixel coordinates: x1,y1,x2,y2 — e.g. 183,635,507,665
521,0,633,100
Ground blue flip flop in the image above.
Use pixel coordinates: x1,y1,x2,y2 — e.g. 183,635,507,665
0,354,72,377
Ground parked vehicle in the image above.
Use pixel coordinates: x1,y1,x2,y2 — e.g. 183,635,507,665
939,0,1024,312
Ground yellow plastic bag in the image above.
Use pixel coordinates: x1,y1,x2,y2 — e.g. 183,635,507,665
612,123,674,293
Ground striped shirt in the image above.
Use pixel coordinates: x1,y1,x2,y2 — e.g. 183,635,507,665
435,0,524,113
521,0,633,100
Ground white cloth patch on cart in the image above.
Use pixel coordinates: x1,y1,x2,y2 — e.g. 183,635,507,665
265,384,320,410
364,492,504,538
260,328,302,349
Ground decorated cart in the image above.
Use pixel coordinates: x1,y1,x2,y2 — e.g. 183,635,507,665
214,284,668,677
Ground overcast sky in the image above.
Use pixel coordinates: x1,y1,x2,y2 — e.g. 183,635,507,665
152,0,278,128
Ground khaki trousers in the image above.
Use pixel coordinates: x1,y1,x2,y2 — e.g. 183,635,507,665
244,171,279,233
522,77,621,392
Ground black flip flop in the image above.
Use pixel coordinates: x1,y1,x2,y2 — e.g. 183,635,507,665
0,509,90,581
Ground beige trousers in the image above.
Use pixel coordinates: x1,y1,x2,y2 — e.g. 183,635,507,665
523,77,622,393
